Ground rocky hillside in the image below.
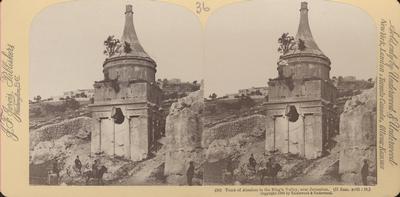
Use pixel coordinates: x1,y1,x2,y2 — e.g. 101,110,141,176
338,86,377,185
201,86,376,185
29,83,376,186
29,116,137,185
202,112,267,184
29,100,90,130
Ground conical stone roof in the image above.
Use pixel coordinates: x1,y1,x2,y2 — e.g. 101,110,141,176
294,2,324,55
120,4,151,58
284,2,329,60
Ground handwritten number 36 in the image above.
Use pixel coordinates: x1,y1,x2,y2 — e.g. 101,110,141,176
196,1,210,14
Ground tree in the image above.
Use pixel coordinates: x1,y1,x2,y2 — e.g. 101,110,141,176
103,35,121,57
209,93,217,100
123,41,132,53
254,90,262,96
298,39,306,51
162,78,168,84
80,92,87,98
34,95,42,102
278,33,296,55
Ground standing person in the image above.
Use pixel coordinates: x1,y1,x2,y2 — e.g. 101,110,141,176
226,158,235,183
361,159,369,185
186,161,195,186
92,159,99,178
249,154,257,172
52,158,59,179
75,156,82,174
260,158,272,185
48,158,60,185
271,162,282,185
226,159,235,176
259,167,267,185
265,158,274,184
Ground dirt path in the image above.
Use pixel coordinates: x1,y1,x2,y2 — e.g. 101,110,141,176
283,152,341,185
118,153,166,185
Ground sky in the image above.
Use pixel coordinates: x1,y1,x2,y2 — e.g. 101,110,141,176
30,0,203,99
30,0,376,99
204,0,377,97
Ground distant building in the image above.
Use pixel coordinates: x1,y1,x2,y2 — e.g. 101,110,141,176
220,87,268,101
333,76,374,97
342,76,356,81
167,78,182,84
40,89,94,102
160,79,200,100
63,89,94,99
49,96,63,101
225,93,239,100
238,87,268,97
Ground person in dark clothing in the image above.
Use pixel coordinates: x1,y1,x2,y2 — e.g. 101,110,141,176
265,158,274,184
225,158,236,184
75,156,82,174
271,162,282,185
259,168,266,185
92,159,99,177
361,159,369,185
52,159,59,178
249,154,257,172
226,159,234,176
186,161,195,186
260,158,272,184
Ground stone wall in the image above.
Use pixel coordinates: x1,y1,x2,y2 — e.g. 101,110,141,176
105,61,156,82
264,104,325,159
94,82,148,103
202,114,266,148
268,79,321,101
279,57,330,80
268,79,336,103
90,104,155,161
338,87,376,185
30,117,93,149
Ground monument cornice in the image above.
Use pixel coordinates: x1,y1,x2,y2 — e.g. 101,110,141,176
280,53,331,69
103,55,157,71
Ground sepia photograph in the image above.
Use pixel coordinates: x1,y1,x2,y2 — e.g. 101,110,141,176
202,0,376,186
3,0,400,195
29,0,204,185
29,0,377,187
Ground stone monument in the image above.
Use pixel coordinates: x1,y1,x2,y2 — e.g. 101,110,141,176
89,5,164,161
264,2,338,159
